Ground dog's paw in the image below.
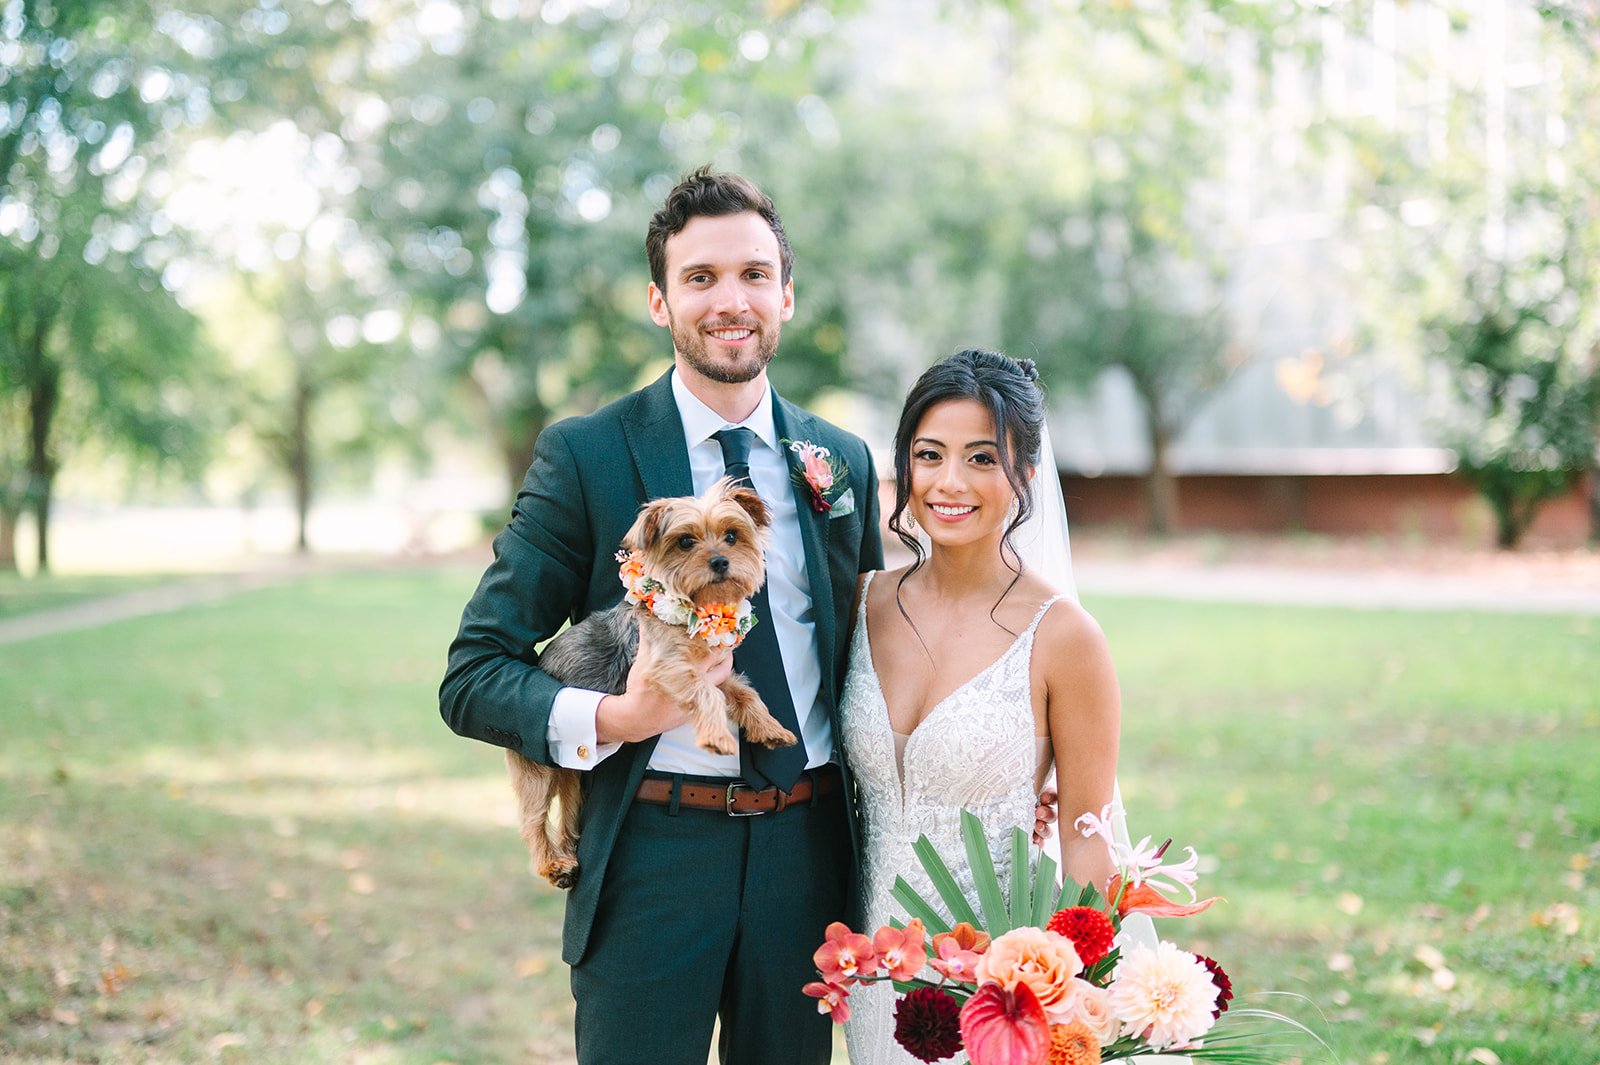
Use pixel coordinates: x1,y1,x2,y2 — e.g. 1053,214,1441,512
538,857,579,890
745,722,797,748
696,728,739,757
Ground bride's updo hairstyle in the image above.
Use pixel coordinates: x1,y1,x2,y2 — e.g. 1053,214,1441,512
889,349,1046,625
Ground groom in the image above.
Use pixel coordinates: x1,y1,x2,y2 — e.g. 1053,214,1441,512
440,166,883,1064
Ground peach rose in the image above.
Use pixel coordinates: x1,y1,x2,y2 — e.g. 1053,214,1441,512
973,926,1084,1024
1058,981,1122,1046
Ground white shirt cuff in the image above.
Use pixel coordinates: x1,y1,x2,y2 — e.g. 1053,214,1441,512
547,687,620,769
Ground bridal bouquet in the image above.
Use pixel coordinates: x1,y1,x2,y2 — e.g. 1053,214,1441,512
803,804,1326,1064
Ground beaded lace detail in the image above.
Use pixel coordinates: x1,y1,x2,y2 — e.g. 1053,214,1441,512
840,571,1063,1065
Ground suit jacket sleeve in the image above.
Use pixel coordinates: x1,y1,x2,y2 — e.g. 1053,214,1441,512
857,446,885,573
439,421,591,766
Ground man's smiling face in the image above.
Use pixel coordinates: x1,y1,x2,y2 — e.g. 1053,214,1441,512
648,210,795,386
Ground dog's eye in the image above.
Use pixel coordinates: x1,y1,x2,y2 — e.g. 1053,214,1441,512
723,530,738,545
677,534,696,551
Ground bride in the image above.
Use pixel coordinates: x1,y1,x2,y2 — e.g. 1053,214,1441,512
839,349,1123,1063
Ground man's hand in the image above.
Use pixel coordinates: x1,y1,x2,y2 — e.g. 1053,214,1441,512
595,631,735,744
1032,786,1058,847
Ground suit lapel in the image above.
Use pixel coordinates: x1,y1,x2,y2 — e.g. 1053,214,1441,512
622,370,694,502
773,395,837,703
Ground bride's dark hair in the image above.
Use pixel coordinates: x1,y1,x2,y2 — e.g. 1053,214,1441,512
889,348,1046,632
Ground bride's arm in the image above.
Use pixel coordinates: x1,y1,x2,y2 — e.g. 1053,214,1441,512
1040,601,1122,895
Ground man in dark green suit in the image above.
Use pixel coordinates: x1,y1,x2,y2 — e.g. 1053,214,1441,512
440,167,882,1064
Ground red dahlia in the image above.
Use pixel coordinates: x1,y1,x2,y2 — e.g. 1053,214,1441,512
893,986,964,1063
1195,954,1234,1017
1046,906,1117,966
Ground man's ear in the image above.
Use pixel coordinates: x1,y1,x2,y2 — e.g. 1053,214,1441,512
647,282,671,328
780,277,794,322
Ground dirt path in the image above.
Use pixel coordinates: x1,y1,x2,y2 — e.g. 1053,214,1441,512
2,537,1596,648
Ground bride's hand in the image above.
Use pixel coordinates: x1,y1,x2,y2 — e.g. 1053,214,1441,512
1032,786,1058,846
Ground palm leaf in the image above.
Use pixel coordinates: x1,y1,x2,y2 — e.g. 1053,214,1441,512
909,833,980,928
1007,827,1031,928
1030,849,1058,927
890,875,952,936
960,809,1010,934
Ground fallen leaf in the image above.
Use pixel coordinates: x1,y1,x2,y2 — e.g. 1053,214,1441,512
1413,1027,1439,1047
1337,892,1364,916
1431,967,1457,991
51,1008,80,1025
1466,1049,1501,1065
515,955,548,978
99,965,131,996
1327,952,1354,974
1413,943,1446,970
348,873,375,895
208,1032,247,1053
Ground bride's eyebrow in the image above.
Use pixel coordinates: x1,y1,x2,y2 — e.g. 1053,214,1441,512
912,437,999,450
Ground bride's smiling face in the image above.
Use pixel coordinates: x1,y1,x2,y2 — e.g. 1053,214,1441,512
908,398,1029,547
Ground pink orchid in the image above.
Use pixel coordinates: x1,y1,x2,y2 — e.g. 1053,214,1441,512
814,921,879,984
930,935,984,984
803,980,852,1024
873,918,928,981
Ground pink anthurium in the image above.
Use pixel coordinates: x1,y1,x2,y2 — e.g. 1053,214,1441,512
957,980,1050,1065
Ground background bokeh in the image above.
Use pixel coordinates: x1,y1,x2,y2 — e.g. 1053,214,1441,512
3,0,1598,573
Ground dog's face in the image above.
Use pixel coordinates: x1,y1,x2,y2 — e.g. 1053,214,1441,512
624,478,770,606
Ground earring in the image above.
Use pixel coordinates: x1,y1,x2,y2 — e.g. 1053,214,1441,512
904,511,918,532
1006,498,1020,523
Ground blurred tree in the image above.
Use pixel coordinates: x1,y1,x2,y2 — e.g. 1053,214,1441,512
349,0,855,501
0,0,348,569
1351,9,1600,548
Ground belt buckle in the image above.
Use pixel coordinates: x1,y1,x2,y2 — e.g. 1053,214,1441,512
724,781,768,817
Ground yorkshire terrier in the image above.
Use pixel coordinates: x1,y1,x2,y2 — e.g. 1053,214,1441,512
506,478,799,888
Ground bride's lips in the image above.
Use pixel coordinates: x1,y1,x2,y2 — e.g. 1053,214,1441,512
925,502,977,523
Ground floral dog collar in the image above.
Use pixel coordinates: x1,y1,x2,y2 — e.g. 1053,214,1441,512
615,550,758,649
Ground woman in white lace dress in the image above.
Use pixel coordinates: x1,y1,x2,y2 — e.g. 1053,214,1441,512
839,350,1123,1064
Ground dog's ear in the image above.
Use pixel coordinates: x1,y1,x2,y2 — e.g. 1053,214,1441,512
727,483,771,529
624,497,674,552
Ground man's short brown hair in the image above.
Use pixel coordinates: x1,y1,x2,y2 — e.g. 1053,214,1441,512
645,165,794,292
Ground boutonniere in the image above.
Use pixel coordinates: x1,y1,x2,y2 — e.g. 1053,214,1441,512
615,550,757,649
783,439,851,514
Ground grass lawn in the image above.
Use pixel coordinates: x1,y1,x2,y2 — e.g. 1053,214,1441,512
1,566,1595,1064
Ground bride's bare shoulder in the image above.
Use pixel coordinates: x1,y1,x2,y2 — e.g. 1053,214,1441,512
1035,593,1109,657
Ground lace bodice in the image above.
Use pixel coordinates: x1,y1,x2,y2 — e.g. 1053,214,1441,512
840,571,1062,1064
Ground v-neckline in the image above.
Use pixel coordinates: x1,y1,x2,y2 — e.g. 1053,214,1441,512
860,573,1042,746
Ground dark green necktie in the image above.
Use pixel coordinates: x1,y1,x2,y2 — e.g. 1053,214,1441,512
711,428,807,791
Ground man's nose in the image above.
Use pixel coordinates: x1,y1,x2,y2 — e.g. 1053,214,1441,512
711,277,751,314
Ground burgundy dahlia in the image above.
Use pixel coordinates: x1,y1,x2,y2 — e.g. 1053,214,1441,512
893,986,964,1063
1196,954,1235,1017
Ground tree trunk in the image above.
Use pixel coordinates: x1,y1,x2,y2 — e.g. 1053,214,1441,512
502,426,541,509
25,320,60,574
1146,423,1179,537
1589,460,1599,547
0,506,16,572
291,376,313,554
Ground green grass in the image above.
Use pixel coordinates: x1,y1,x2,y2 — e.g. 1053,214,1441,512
0,573,187,620
0,568,1595,1063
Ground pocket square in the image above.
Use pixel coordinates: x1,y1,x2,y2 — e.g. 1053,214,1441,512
828,489,855,518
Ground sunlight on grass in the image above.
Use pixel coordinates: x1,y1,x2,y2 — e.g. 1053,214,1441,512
1,567,1595,1064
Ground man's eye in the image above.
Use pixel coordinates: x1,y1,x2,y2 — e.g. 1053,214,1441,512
723,530,738,544
677,535,696,550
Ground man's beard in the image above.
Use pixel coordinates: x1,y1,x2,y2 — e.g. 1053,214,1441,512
671,313,779,384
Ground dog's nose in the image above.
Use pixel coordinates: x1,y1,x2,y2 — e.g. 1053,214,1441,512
709,555,730,576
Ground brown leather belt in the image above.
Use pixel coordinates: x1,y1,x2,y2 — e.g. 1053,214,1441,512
634,765,841,816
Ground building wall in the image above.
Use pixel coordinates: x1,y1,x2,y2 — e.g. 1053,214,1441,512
1061,471,1594,548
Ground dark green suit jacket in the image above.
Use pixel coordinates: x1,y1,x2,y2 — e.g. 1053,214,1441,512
440,369,884,965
